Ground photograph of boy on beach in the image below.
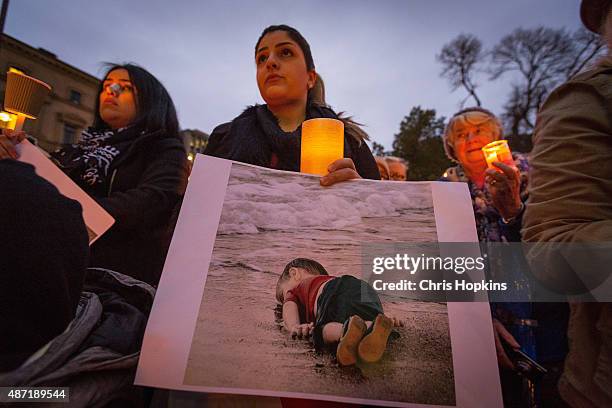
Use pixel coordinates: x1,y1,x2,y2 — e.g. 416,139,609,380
181,163,456,406
277,258,403,366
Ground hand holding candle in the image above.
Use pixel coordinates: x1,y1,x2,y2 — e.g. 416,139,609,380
0,70,51,159
300,118,344,176
0,129,26,159
483,147,522,221
481,140,514,170
299,118,361,186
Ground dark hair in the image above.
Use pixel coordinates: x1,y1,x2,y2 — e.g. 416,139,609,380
255,25,315,71
275,258,328,303
93,63,181,140
255,26,368,144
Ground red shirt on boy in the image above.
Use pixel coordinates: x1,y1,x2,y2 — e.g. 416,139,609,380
284,275,334,323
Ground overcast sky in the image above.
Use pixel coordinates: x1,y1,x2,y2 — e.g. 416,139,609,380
5,0,582,150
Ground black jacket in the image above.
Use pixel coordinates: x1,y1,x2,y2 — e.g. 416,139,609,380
0,268,156,408
204,105,380,180
65,130,189,285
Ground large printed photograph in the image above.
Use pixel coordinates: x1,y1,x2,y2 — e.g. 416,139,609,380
136,155,501,408
182,162,455,406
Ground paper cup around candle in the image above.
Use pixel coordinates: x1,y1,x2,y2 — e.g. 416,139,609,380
482,140,513,170
300,118,344,176
4,71,52,120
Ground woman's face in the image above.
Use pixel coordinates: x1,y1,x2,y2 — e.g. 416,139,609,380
255,30,316,106
99,68,137,130
450,113,500,173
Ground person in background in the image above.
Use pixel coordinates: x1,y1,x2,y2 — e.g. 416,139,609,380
375,156,390,180
0,160,155,407
441,107,527,241
385,156,408,181
0,63,189,286
522,1,612,406
204,24,380,184
441,107,569,407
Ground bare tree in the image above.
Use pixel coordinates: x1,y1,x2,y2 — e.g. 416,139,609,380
371,141,386,156
565,27,606,78
437,34,483,107
490,26,605,142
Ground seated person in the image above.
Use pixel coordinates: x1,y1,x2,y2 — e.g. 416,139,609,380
0,160,155,407
276,258,401,366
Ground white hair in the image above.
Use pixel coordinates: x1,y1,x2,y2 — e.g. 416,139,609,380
384,156,408,166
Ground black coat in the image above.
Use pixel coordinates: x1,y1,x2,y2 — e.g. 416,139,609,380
65,130,189,285
204,105,380,180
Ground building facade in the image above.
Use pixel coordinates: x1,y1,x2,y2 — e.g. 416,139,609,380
181,128,209,161
0,33,100,152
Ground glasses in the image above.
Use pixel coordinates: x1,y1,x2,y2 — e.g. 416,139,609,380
103,82,134,97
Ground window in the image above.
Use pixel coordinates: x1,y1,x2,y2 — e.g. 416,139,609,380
63,123,77,144
69,90,81,105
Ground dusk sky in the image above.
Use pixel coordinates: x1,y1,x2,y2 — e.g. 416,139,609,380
5,0,583,150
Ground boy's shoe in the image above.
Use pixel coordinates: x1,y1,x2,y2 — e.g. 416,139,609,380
357,314,393,363
336,315,367,366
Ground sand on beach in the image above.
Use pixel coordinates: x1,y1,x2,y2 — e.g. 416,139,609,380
184,261,455,406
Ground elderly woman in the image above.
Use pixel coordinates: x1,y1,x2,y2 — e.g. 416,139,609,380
523,1,612,406
442,107,569,407
204,25,379,183
441,107,527,241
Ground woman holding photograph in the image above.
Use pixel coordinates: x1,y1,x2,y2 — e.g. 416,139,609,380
0,64,189,286
203,25,379,408
204,25,380,184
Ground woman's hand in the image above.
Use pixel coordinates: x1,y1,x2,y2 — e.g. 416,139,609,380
320,158,361,187
493,318,520,370
485,161,522,220
289,323,314,339
0,129,26,160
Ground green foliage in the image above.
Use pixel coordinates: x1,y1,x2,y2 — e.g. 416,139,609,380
391,106,452,181
371,141,386,157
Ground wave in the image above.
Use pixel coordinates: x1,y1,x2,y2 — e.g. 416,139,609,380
217,164,434,235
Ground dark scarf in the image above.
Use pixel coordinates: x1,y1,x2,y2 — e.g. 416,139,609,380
225,104,349,172
52,126,142,187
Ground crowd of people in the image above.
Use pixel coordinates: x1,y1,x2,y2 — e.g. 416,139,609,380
1,1,611,407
